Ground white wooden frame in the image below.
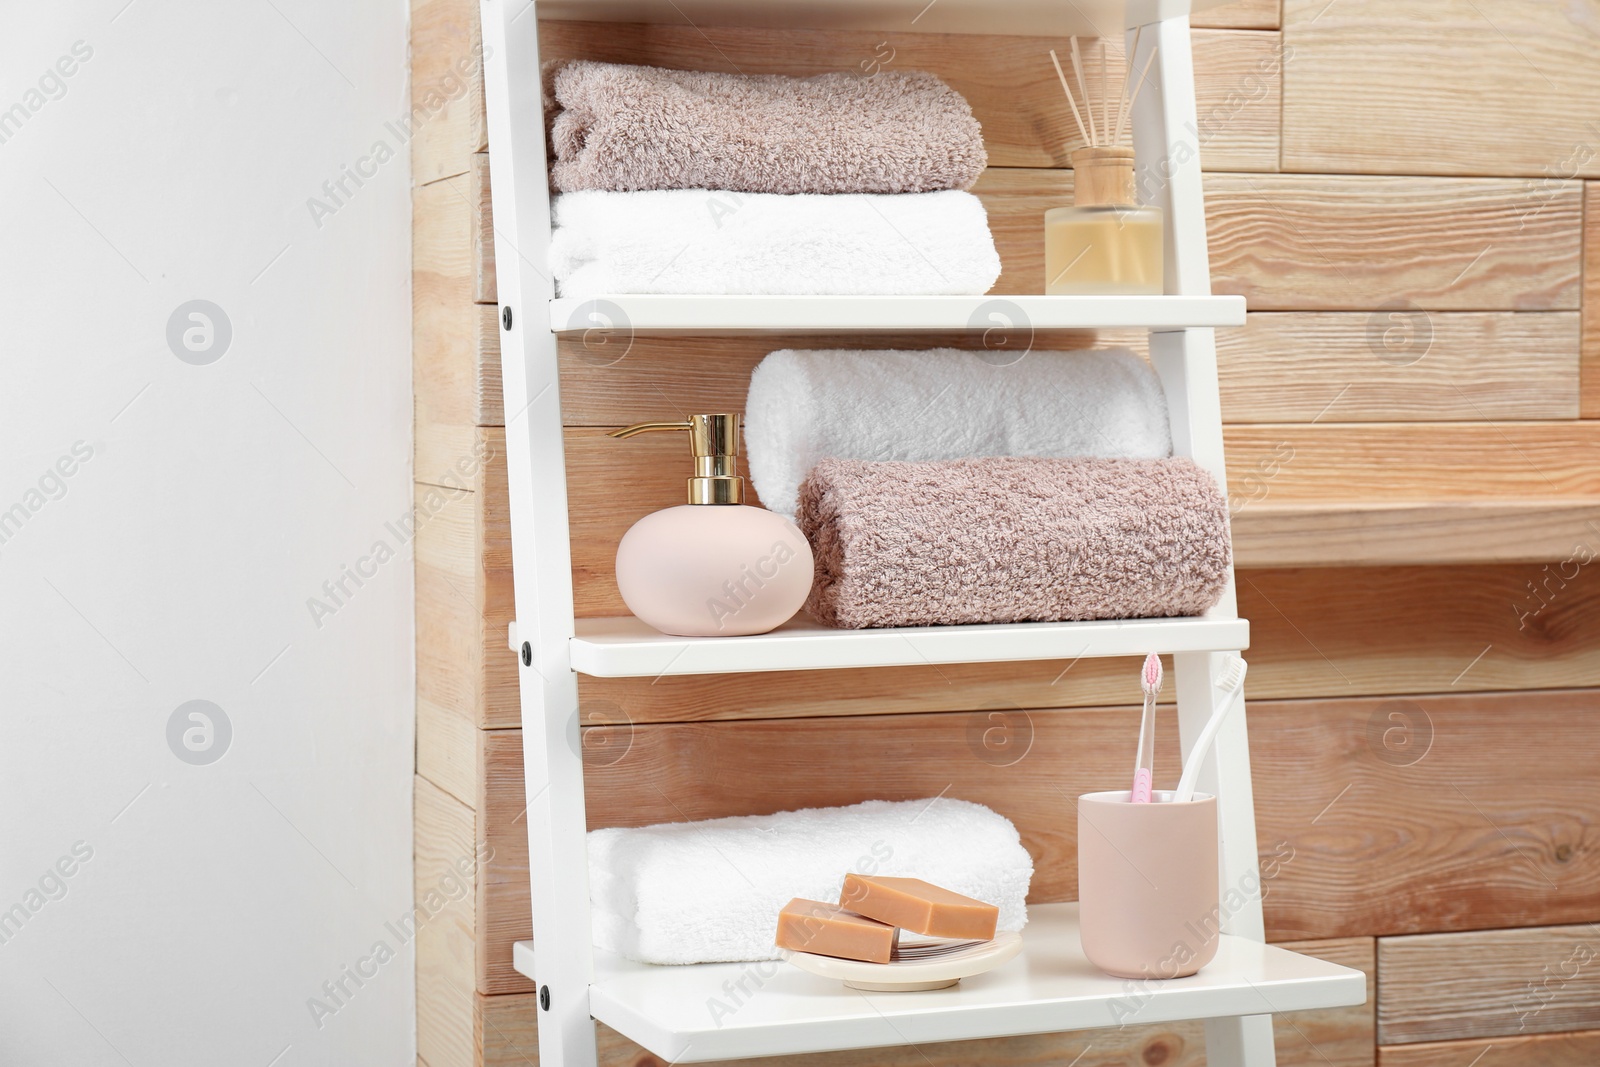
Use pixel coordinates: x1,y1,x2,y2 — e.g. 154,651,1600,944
477,4,1322,1065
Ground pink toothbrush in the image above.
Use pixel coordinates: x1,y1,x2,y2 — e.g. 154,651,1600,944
1131,653,1162,803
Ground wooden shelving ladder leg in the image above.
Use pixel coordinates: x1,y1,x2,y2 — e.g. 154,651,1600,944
1136,13,1276,1067
479,3,600,1066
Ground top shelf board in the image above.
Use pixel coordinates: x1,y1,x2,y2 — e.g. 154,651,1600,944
549,294,1247,335
537,0,1236,36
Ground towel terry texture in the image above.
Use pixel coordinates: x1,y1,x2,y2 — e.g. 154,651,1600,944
799,456,1232,629
548,60,987,195
549,190,1001,300
745,348,1173,521
588,797,1033,965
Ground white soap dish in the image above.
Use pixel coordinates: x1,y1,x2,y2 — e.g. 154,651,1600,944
786,932,1023,991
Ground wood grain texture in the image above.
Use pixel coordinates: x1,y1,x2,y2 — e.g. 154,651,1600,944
1252,692,1600,942
417,776,478,1067
1225,423,1600,501
564,558,1600,732
472,152,496,305
476,689,1600,1000
476,303,503,428
539,312,1577,431
1273,936,1376,1067
538,23,1280,172
419,419,479,503
415,174,480,477
1233,502,1600,567
417,479,485,752
1378,925,1600,1044
412,0,487,186
1378,1030,1600,1067
1584,183,1600,418
552,330,1102,429
417,442,517,732
477,938,1371,1067
972,170,1582,306
1281,0,1600,178
1216,312,1579,423
477,728,536,999
969,168,1077,296
1193,0,1281,30
1203,174,1583,311
419,694,478,809
461,172,1579,431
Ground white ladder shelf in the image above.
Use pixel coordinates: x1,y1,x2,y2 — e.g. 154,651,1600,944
477,3,1368,1065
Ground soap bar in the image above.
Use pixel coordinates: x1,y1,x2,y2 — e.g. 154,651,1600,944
776,898,899,963
841,875,999,940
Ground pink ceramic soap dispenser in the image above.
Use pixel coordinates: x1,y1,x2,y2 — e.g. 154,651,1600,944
609,414,813,637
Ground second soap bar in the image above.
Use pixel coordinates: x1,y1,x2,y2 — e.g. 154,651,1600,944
776,898,900,963
841,875,999,940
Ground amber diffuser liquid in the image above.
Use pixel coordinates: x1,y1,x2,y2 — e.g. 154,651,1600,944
1045,205,1163,295
1044,146,1165,296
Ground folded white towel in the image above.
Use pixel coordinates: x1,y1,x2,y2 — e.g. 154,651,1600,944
588,797,1033,965
548,189,1001,300
746,347,1174,521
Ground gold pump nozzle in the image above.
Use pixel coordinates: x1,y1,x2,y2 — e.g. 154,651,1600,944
608,414,744,505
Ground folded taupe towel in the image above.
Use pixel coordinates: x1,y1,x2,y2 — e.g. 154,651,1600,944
799,457,1232,629
549,60,987,195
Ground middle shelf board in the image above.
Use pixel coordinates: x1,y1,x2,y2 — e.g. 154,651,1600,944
567,614,1249,677
549,294,1248,334
512,903,1367,1063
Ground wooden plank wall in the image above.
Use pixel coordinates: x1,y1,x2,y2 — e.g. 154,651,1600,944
411,0,1600,1063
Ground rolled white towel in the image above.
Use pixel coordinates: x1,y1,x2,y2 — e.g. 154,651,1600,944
588,797,1033,965
548,189,1000,300
746,347,1173,521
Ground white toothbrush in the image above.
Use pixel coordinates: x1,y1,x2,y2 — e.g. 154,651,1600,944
1174,655,1249,803
1130,653,1162,803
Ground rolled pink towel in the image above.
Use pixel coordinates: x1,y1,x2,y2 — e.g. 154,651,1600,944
549,60,987,195
798,457,1232,629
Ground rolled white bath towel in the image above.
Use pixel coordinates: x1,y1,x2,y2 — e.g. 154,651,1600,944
746,347,1174,521
588,797,1033,965
548,189,1001,300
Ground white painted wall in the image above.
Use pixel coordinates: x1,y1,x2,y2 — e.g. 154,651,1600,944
0,2,414,1064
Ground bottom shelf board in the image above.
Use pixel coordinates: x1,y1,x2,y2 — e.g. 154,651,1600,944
511,903,1366,1062
568,614,1250,677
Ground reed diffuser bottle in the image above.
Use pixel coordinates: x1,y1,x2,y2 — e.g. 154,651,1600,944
1043,36,1164,296
1045,146,1163,295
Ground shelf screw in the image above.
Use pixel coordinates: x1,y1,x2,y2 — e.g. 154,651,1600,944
502,305,513,330
539,985,550,1011
521,641,533,667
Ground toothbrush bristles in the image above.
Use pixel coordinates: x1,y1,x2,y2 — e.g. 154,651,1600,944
1142,652,1163,694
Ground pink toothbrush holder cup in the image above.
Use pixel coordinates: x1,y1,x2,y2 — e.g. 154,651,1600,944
1077,790,1220,980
